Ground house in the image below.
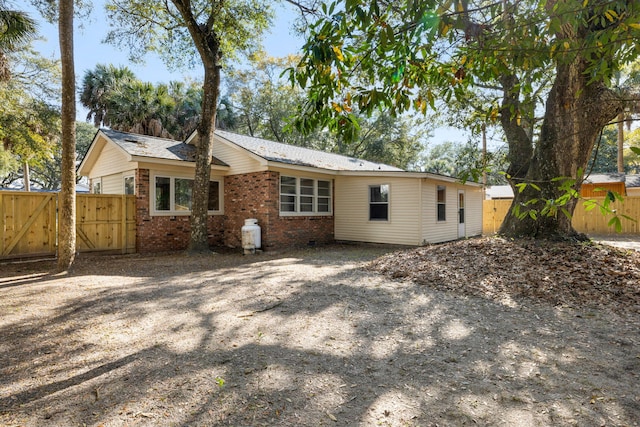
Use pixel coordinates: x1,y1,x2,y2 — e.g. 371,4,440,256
78,129,483,252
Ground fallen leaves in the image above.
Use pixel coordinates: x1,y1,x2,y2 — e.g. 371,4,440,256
367,236,640,314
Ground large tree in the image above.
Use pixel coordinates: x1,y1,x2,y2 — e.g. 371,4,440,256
292,0,640,239
105,0,273,253
0,17,60,190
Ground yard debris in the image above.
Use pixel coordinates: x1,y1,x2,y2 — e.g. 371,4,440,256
368,236,640,314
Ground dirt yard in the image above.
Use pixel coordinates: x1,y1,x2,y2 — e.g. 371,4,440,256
1,237,639,427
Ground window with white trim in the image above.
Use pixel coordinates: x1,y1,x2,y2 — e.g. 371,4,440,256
369,184,389,221
279,176,332,215
437,185,446,221
153,175,221,214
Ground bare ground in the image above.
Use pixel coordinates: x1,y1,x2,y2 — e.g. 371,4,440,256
1,237,639,427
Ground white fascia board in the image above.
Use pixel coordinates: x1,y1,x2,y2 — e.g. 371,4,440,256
335,170,483,187
266,161,339,175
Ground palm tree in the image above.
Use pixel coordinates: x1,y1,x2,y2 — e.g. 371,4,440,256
57,0,76,271
79,64,136,127
105,80,176,138
0,1,37,81
166,80,202,139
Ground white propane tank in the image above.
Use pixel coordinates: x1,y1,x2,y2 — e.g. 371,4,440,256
241,218,261,254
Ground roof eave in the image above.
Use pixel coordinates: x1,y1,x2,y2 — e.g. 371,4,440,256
131,155,230,170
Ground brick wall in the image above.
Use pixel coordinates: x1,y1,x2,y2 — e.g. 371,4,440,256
135,169,224,253
224,170,334,249
133,168,334,253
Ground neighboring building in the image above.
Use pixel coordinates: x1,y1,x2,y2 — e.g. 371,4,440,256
624,174,640,197
78,129,483,253
486,173,640,200
484,185,514,200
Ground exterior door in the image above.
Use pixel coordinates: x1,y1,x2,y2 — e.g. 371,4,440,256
458,190,466,238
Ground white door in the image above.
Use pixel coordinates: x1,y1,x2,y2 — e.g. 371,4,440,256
458,190,466,238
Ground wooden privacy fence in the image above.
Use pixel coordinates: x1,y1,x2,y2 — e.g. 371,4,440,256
1,191,136,260
483,197,640,235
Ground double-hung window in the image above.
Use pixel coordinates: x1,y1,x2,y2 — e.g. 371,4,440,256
153,175,221,214
280,176,332,215
437,185,446,221
369,184,389,221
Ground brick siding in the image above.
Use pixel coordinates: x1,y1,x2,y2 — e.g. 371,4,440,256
224,171,334,249
134,168,334,253
135,169,224,253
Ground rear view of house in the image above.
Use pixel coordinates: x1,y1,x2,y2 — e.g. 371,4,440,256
78,129,483,252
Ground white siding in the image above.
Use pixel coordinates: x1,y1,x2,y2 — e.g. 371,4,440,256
89,142,131,178
334,176,422,245
101,174,123,194
213,138,265,175
421,180,483,243
464,186,484,237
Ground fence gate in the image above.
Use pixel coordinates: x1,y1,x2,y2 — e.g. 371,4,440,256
76,194,136,254
1,191,57,259
1,192,136,260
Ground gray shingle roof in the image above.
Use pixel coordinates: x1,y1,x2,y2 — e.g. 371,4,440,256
103,129,227,166
214,130,403,172
103,128,402,172
583,173,625,184
625,174,640,188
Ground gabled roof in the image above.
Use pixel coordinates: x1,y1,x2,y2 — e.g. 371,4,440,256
213,130,403,172
102,129,227,166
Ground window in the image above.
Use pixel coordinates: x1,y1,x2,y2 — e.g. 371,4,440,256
174,178,192,211
369,184,389,221
124,176,135,195
153,175,221,214
207,181,220,211
279,176,332,215
437,185,446,221
92,179,101,194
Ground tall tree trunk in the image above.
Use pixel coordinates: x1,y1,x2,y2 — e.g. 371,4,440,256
57,0,76,271
188,63,220,253
500,59,622,239
23,161,30,191
169,0,222,254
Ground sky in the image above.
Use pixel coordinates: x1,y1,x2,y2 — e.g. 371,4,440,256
25,0,468,146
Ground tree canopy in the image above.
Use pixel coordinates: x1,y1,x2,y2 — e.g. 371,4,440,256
224,52,430,170
292,0,640,239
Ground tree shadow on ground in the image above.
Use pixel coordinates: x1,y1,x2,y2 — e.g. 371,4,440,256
1,246,638,426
